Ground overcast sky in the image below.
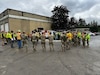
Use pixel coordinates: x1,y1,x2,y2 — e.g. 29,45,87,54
0,0,100,24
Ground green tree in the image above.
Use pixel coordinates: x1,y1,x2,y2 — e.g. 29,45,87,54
69,17,77,30
51,5,69,30
89,21,98,32
90,25,98,32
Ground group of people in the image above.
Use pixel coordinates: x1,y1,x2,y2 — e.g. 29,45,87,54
0,30,91,52
60,31,90,51
31,31,54,52
0,30,25,49
0,30,54,52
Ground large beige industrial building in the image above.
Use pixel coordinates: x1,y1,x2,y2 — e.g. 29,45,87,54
0,8,51,33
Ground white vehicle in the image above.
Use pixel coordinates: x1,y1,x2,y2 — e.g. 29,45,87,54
40,30,56,39
84,31,95,36
89,32,95,36
47,30,56,35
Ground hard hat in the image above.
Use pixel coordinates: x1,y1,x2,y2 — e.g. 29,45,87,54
18,30,21,32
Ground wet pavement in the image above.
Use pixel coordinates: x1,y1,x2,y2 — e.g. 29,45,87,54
0,36,100,75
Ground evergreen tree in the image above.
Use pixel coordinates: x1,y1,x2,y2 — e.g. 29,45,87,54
51,5,69,30
77,18,87,27
69,17,77,30
90,20,98,32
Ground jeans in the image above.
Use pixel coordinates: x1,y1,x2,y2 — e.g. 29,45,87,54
17,40,22,49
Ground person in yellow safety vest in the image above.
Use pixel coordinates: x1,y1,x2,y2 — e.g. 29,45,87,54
77,31,82,45
4,32,8,45
9,31,15,48
6,31,11,43
86,33,90,47
14,33,17,41
66,31,73,41
66,31,73,50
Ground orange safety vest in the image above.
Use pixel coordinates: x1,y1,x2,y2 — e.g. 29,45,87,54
16,33,21,40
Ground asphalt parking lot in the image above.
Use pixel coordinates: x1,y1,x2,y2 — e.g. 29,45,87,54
0,35,100,75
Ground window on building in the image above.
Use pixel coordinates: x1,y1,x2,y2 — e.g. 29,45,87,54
5,23,9,32
1,25,4,31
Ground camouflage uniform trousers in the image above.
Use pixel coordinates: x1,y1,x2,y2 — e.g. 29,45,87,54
77,37,81,45
86,39,89,47
1,38,5,46
32,40,37,52
61,41,66,52
41,41,46,51
82,38,86,47
49,41,54,51
22,40,28,52
36,36,39,42
72,37,78,46
66,39,71,50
